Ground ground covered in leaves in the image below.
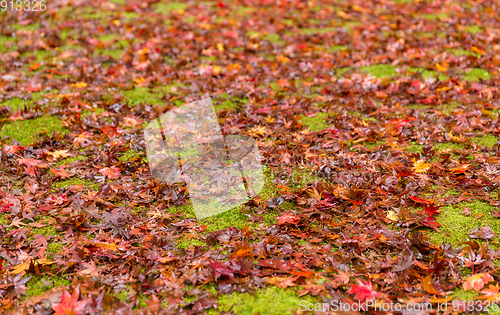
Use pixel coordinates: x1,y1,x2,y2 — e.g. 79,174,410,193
1,0,500,314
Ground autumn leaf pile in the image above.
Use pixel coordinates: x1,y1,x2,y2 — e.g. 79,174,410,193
1,0,500,314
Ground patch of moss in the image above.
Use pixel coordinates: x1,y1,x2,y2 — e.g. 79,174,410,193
54,155,86,167
155,2,188,14
447,48,480,58
462,68,491,81
465,25,482,34
26,275,70,297
328,45,348,52
405,142,423,153
168,166,277,234
300,112,330,132
0,115,68,146
472,134,497,148
48,242,64,253
177,237,206,249
54,177,100,191
214,286,320,315
360,64,397,78
12,22,40,32
335,66,351,77
121,87,164,105
438,102,460,115
428,200,500,248
299,27,337,35
434,142,463,151
406,67,448,81
214,97,248,113
32,225,58,237
420,13,448,21
0,35,16,53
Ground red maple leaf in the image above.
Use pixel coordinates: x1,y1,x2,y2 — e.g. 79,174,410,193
208,261,234,281
52,288,87,315
277,213,300,225
18,158,46,177
98,166,121,179
347,280,380,302
423,202,440,217
409,196,431,205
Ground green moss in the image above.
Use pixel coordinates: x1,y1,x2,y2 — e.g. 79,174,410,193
406,67,448,81
360,64,397,78
472,134,497,148
434,142,463,151
290,168,322,188
438,102,460,115
462,68,491,81
121,87,164,105
0,93,44,112
447,48,481,58
54,177,100,191
335,66,351,77
420,13,448,21
299,27,337,35
54,155,86,167
0,115,68,146
26,275,71,297
215,286,320,315
32,225,58,237
465,25,482,34
177,237,206,249
428,200,500,247
405,142,423,153
155,2,188,14
12,22,40,32
328,45,348,52
349,111,378,122
214,97,248,113
168,167,277,234
48,242,64,253
300,112,330,132
0,35,16,53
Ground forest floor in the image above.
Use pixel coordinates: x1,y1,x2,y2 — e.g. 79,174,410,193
1,0,500,314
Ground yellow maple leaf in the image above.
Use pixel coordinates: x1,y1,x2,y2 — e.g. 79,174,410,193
212,66,223,75
46,149,72,159
11,258,54,275
412,158,431,173
216,43,224,52
70,82,88,88
276,55,291,63
386,210,399,222
435,62,448,72
471,46,485,56
248,126,268,138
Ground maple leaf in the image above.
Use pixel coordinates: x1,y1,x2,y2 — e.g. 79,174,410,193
17,158,47,177
2,144,24,154
463,273,494,291
52,288,87,315
98,166,121,179
46,149,72,160
208,261,234,281
468,226,496,240
347,280,380,302
276,213,300,225
412,158,431,173
480,284,500,301
50,167,72,179
423,202,440,217
267,276,298,289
